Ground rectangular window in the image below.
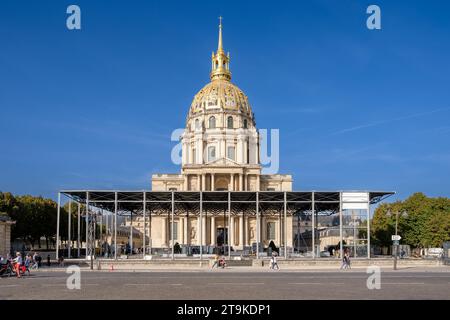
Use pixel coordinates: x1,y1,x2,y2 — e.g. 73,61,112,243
267,222,276,240
208,146,216,162
227,146,235,161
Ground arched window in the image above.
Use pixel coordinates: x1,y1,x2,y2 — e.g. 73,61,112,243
243,119,248,129
195,119,200,130
227,116,233,129
209,116,216,129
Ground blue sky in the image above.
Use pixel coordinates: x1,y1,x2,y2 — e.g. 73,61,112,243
0,0,449,203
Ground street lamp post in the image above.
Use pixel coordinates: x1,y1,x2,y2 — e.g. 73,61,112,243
387,209,407,270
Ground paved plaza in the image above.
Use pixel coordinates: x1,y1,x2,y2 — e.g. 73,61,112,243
1,267,449,300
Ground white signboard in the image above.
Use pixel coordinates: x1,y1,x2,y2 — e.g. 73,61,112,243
391,235,401,241
342,192,369,202
342,202,369,210
342,192,369,210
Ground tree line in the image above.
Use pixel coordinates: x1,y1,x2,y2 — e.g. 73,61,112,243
0,191,87,250
371,192,450,248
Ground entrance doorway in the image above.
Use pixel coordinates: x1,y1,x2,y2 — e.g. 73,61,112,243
216,227,228,246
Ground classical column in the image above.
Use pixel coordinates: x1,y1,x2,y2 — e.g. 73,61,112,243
182,142,187,165
184,215,189,245
211,173,215,191
198,138,204,164
230,216,235,246
261,216,266,245
244,215,249,246
244,174,248,191
202,174,206,191
237,136,243,163
253,134,259,164
210,216,216,246
239,215,244,248
239,174,243,191
197,174,201,191
188,144,193,164
161,217,167,247
180,217,185,246
184,175,188,191
220,138,226,158
277,219,281,247
197,216,201,245
202,216,207,248
230,174,235,191
256,175,260,191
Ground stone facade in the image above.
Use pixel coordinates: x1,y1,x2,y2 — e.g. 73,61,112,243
0,215,14,257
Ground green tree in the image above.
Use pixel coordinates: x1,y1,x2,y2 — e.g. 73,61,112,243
371,192,450,249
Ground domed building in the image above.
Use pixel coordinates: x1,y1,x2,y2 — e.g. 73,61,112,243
152,20,292,193
57,20,394,261
148,20,293,251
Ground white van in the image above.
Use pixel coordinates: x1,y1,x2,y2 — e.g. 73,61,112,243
426,248,444,258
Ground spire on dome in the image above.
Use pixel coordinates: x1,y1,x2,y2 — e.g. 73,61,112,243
210,17,231,81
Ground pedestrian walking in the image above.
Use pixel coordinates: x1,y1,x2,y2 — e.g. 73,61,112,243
340,249,350,270
58,255,65,267
12,252,22,278
270,253,279,270
219,255,227,268
211,254,219,269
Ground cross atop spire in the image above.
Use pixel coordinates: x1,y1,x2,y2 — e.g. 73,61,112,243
217,16,224,53
210,17,231,81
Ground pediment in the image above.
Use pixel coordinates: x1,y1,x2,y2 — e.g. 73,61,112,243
206,157,240,167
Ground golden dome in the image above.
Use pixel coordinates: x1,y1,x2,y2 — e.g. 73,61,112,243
188,18,253,119
189,80,252,116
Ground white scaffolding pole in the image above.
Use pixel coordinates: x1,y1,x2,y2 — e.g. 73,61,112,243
149,207,152,255
284,191,287,259
199,191,203,262
228,191,231,259
171,191,175,260
85,192,89,257
105,209,108,257
312,191,315,259
77,202,81,258
256,191,260,260
114,191,118,260
56,192,61,260
68,200,71,258
130,211,133,255
339,192,343,259
143,191,146,256
367,197,371,259
100,210,103,256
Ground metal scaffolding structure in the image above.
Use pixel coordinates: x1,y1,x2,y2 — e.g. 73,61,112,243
55,190,394,262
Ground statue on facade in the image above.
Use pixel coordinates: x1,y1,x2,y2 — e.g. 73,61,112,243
250,226,255,240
